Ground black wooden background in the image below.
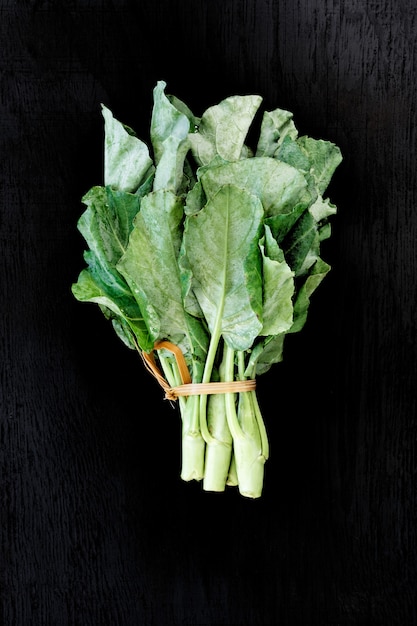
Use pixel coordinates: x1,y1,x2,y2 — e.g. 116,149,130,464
2,1,417,624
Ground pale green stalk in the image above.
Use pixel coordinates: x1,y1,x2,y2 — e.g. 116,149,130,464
242,353,269,460
231,349,266,498
203,349,233,492
181,394,205,481
158,350,205,481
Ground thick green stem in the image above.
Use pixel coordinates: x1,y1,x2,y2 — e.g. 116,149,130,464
242,352,269,460
181,394,205,481
203,344,233,492
230,349,266,499
182,356,207,482
158,351,205,481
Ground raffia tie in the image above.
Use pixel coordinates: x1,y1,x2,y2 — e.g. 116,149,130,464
140,340,256,402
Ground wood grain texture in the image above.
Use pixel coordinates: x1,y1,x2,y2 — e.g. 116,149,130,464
1,1,416,624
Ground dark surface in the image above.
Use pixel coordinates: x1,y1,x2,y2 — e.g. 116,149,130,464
2,1,417,624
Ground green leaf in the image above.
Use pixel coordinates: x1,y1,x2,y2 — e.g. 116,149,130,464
72,265,154,351
188,94,262,166
200,157,310,218
289,257,331,333
274,135,311,172
281,209,320,276
150,80,192,193
117,190,208,369
256,108,298,157
184,180,206,215
251,334,286,376
259,225,294,336
288,258,330,333
264,202,307,243
105,312,138,349
297,136,343,195
78,187,140,266
134,169,155,198
183,184,263,351
73,186,155,351
167,94,198,129
102,105,153,193
280,194,337,276
116,190,183,339
178,240,205,320
309,194,337,221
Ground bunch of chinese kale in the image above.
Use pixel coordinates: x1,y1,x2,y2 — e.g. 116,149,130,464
72,81,342,498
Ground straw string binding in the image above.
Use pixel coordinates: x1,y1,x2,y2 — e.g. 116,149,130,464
140,340,256,401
